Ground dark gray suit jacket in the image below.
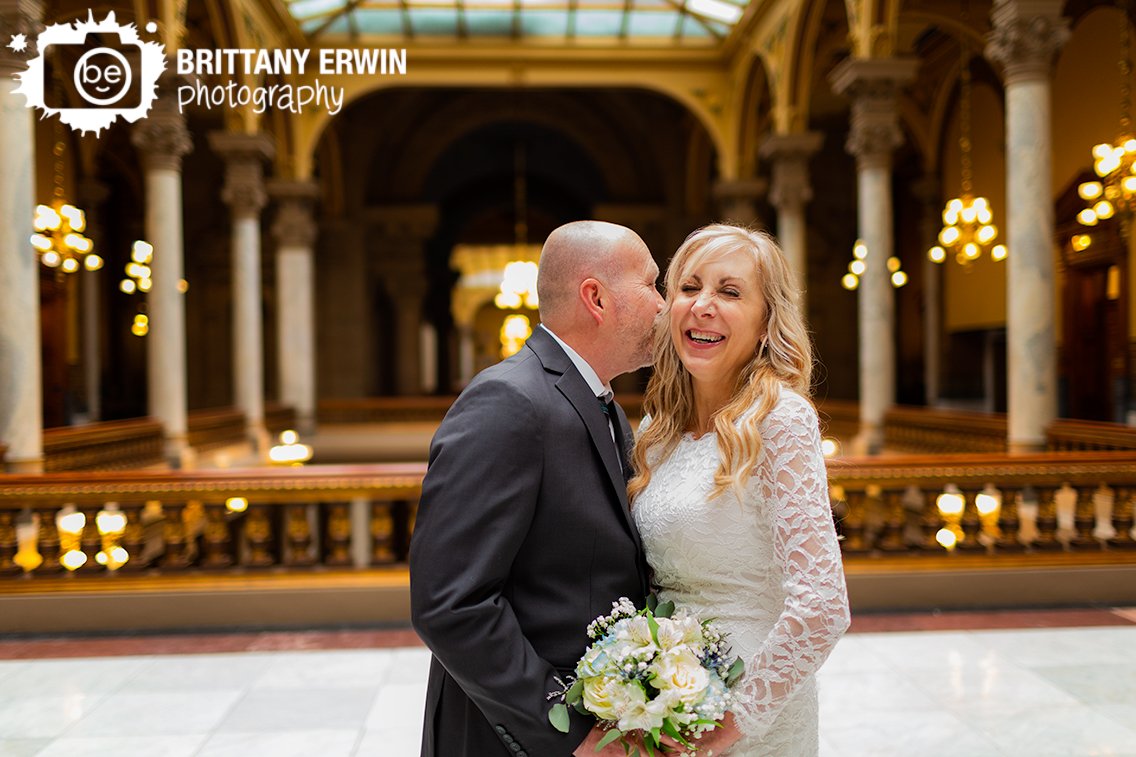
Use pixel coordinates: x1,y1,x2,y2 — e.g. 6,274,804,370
410,327,649,756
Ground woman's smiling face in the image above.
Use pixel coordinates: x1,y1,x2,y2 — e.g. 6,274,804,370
669,247,767,394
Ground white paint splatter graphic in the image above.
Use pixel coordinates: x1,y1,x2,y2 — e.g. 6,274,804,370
12,11,165,136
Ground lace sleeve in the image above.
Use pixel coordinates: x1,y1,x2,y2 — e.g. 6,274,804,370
730,393,851,739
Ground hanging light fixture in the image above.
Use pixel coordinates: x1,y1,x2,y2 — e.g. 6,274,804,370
31,132,99,275
1075,0,1136,239
928,42,1007,268
841,239,907,290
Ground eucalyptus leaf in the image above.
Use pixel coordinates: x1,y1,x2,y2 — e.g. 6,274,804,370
566,679,584,703
661,719,692,748
654,600,675,618
596,729,623,751
574,700,589,715
647,612,660,646
647,594,659,612
726,657,746,687
549,703,570,733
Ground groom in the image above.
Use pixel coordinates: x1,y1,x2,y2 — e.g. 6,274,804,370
410,220,663,756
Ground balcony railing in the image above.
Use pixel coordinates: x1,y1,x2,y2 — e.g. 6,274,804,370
43,418,165,472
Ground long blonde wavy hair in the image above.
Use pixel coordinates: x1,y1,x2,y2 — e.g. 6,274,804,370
628,224,814,503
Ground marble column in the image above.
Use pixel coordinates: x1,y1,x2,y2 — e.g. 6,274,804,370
370,206,436,396
268,180,319,435
987,0,1069,451
75,178,109,423
712,179,767,228
761,132,822,312
0,0,44,473
133,86,192,466
209,132,275,450
914,175,942,406
831,58,918,454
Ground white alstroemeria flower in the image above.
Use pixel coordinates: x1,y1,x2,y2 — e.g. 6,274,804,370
615,689,667,733
650,648,710,708
656,613,703,651
615,616,658,658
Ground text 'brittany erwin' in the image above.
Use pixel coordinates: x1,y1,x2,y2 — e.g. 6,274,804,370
175,48,408,77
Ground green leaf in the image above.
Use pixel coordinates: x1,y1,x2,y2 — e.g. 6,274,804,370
574,700,589,715
596,729,623,751
566,679,584,704
549,703,570,733
644,739,656,757
654,600,675,619
647,593,659,613
726,657,746,687
661,719,692,748
647,611,660,646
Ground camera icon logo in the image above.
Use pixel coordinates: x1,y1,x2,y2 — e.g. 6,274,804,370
12,11,165,137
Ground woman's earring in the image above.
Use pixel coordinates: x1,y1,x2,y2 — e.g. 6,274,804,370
758,335,769,357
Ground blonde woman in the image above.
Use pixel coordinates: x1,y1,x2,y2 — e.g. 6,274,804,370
630,224,850,756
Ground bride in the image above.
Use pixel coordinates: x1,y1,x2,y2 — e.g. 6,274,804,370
629,224,850,756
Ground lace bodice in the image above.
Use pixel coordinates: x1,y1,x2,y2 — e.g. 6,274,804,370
632,388,850,756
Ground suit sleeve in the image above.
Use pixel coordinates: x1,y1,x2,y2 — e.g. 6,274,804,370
410,376,592,753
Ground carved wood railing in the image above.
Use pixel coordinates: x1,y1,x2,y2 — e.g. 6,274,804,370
42,418,165,472
265,402,297,436
827,452,1136,557
0,464,426,580
1046,418,1136,451
186,408,246,451
318,397,458,424
884,406,1008,453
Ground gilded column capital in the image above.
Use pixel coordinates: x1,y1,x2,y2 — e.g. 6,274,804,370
986,0,1069,85
132,79,192,172
0,0,42,75
761,132,823,210
209,132,275,218
830,58,918,170
269,180,320,249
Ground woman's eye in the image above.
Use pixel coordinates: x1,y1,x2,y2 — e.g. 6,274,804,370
680,285,700,294
722,288,740,298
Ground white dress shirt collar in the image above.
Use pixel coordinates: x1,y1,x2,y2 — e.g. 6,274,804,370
539,324,612,400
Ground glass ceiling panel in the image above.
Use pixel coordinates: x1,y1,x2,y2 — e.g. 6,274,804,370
284,0,752,44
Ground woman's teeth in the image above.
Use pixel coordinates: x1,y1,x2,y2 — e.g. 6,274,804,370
688,330,724,344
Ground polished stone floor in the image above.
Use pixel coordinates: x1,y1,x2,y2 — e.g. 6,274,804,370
1,610,1135,757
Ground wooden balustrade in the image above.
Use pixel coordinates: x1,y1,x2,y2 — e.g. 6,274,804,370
186,408,247,451
883,406,1008,453
0,464,425,579
265,402,297,435
318,397,458,424
42,418,165,472
1046,418,1136,451
828,451,1136,556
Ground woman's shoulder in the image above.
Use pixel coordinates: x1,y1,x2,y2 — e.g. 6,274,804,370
759,385,817,425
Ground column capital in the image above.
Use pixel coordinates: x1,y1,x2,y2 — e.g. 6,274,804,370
269,180,320,248
831,58,919,169
986,0,1069,85
761,132,823,210
132,77,192,172
0,0,42,75
209,132,275,217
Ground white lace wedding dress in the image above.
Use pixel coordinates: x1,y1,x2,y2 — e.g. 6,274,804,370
632,388,850,756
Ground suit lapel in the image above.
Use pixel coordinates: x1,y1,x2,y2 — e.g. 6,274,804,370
526,331,643,553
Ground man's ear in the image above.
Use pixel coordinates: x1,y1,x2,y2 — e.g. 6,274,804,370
580,278,604,325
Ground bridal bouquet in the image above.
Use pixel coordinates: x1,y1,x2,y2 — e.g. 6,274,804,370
548,596,744,754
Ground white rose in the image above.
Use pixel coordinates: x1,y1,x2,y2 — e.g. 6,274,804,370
582,675,636,721
650,648,710,708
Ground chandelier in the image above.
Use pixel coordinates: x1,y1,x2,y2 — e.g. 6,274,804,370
927,45,1007,268
1075,0,1136,237
31,137,99,274
841,239,907,290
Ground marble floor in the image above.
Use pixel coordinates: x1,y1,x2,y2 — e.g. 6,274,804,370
1,611,1135,757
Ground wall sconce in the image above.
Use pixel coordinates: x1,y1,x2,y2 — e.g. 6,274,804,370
95,504,129,570
55,505,87,571
268,430,313,466
935,491,965,550
226,497,249,513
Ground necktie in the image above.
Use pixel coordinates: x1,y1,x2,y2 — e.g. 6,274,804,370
599,394,627,476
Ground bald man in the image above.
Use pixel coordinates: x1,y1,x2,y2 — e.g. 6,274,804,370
411,221,664,756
